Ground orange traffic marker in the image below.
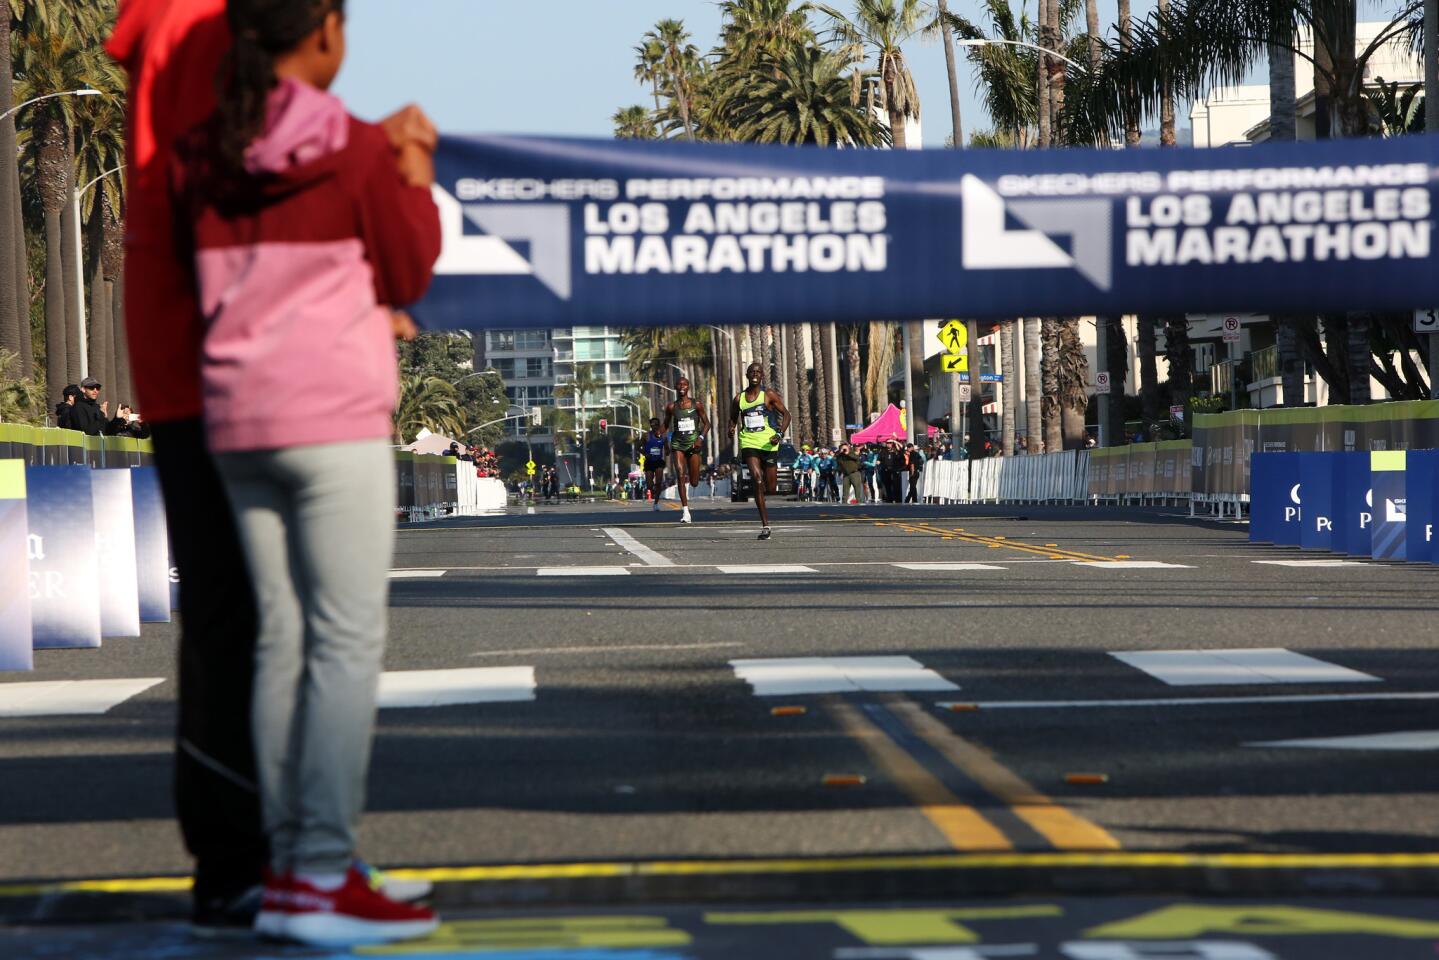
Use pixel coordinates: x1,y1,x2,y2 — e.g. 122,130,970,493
1065,773,1110,786
771,706,807,717
947,703,980,712
1115,555,1132,560
823,774,867,788
1045,543,1058,548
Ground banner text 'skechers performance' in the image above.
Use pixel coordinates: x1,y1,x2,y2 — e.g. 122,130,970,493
413,133,1439,331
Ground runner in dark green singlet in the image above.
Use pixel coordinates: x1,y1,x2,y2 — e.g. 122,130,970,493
664,377,710,525
728,361,791,541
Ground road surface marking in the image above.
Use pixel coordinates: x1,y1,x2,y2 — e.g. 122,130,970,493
378,667,535,707
474,641,745,658
732,656,959,696
716,564,817,575
1252,559,1367,567
1073,561,1194,569
1110,648,1379,686
0,678,165,718
388,569,447,578
1248,730,1439,751
827,700,1012,851
885,696,1121,851
939,691,1439,710
601,527,674,567
893,563,1007,572
536,567,632,577
893,521,1119,563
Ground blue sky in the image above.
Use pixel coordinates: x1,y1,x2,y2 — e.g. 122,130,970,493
333,0,1173,148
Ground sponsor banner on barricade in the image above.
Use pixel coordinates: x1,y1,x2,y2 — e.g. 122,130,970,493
1298,452,1341,552
1369,450,1408,561
396,452,416,510
1249,452,1303,545
91,469,141,638
1337,452,1375,558
1405,450,1437,564
415,133,1439,332
26,466,101,649
130,467,172,623
0,461,32,671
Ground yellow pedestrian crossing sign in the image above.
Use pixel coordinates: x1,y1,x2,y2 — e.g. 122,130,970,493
941,354,969,373
937,320,968,354
526,460,537,476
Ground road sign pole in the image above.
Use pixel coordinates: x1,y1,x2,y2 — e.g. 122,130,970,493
901,323,916,444
1096,317,1108,448
1432,334,1438,400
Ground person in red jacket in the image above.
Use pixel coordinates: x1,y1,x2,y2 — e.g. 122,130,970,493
171,0,441,947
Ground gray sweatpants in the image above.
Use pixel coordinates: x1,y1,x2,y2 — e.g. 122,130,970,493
216,440,395,874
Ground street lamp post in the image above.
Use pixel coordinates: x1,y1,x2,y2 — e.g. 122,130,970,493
0,88,102,124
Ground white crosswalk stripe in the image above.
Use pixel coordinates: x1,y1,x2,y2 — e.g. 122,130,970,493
1252,560,1367,568
537,567,631,576
1248,730,1439,751
893,563,1006,571
388,569,447,579
378,668,536,708
0,678,165,718
1110,648,1379,687
715,565,817,575
1074,561,1194,569
731,656,959,697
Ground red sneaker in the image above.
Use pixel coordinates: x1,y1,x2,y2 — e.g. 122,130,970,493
284,866,438,947
254,870,292,940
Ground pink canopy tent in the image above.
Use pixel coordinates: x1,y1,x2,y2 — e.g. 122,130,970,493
850,405,940,444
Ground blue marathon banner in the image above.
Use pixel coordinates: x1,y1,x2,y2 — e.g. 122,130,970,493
1338,453,1375,558
129,467,172,624
26,466,101,650
414,133,1439,330
91,469,141,639
1297,452,1340,552
1249,452,1303,546
1405,450,1438,564
1369,451,1408,561
0,462,32,671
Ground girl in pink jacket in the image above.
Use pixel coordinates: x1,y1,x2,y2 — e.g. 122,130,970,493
173,0,440,946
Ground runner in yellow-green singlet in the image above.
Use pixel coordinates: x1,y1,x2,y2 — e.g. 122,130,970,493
728,361,791,541
664,377,710,525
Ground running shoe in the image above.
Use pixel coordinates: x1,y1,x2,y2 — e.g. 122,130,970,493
192,883,263,940
254,871,293,940
283,866,438,947
758,527,772,540
680,507,692,524
359,858,432,903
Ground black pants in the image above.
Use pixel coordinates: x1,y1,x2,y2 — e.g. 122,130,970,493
905,470,921,503
151,419,267,900
882,469,901,503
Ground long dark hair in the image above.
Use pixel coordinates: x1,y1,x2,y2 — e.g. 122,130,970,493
216,0,344,172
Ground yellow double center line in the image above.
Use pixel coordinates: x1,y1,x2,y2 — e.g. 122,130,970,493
827,694,1120,852
883,520,1120,563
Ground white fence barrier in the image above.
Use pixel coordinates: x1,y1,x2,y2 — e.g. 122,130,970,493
921,451,1090,504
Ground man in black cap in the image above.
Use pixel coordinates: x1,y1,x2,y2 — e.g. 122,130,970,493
69,377,111,436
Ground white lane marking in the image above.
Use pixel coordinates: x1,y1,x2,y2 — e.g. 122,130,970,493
1252,559,1367,567
474,641,745,658
893,563,1007,571
1073,561,1194,569
388,569,447,579
1248,730,1439,751
601,527,674,567
716,565,817,575
732,656,959,697
378,667,535,708
1110,648,1380,687
0,679,165,718
536,567,631,577
938,691,1439,711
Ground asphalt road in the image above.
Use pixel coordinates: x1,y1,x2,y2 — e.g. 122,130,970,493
4,495,1439,957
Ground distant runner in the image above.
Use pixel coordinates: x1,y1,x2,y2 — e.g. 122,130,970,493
639,418,669,511
729,361,791,541
664,378,710,525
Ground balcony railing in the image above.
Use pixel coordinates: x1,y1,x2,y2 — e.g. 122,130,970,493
1250,345,1278,383
1210,358,1241,395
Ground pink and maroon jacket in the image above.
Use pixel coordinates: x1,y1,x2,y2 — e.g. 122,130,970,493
174,78,440,453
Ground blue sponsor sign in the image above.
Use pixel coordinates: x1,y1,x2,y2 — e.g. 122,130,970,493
1406,450,1438,564
415,134,1439,332
1370,450,1408,561
129,467,172,623
26,466,101,649
1298,452,1341,552
1249,452,1303,545
92,469,140,638
0,461,33,671
1336,452,1375,558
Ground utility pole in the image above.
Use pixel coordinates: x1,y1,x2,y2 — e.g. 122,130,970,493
901,323,916,444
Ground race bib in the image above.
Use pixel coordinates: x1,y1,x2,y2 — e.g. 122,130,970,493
678,417,696,433
743,410,766,431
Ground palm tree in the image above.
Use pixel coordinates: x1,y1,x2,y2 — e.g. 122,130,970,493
1023,318,1042,451
810,322,829,442
786,323,812,445
0,347,45,423
943,0,1039,147
648,19,701,140
863,320,894,416
612,105,658,140
719,0,816,63
722,45,889,145
1000,319,1017,454
634,37,667,112
393,375,464,444
74,70,123,394
844,325,863,433
932,0,964,146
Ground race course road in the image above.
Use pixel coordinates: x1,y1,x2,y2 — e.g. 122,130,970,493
3,498,1439,958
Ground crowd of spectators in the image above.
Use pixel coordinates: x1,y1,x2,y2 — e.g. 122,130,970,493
53,377,151,438
447,442,499,477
